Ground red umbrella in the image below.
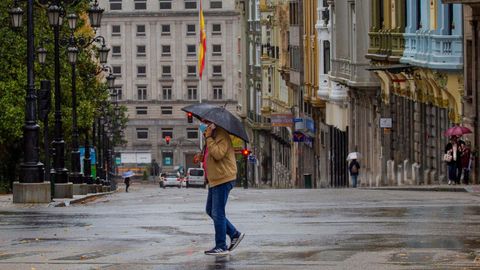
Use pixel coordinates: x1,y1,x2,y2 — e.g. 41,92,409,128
444,125,472,137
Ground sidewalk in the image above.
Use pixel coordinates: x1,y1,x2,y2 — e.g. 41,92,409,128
0,190,116,208
362,184,480,193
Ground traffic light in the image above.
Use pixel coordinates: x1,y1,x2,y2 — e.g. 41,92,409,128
187,112,193,123
241,148,251,158
165,136,171,145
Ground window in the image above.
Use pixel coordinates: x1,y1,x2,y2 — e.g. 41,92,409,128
213,86,223,100
113,86,122,100
187,65,196,77
188,86,197,100
289,2,299,25
212,44,222,56
162,45,171,56
210,1,222,9
137,86,147,100
136,25,146,37
161,24,171,36
136,128,148,139
212,24,221,35
111,25,121,37
186,24,196,36
187,45,196,56
112,65,122,78
185,0,197,9
162,65,171,77
161,106,173,115
162,128,173,138
136,106,148,115
323,41,330,74
162,86,172,100
134,0,147,10
137,45,146,57
212,65,222,76
162,151,173,166
159,0,172,9
112,46,121,57
110,0,122,10
187,128,198,139
137,66,146,77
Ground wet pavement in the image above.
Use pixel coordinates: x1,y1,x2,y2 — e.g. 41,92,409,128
1,184,480,269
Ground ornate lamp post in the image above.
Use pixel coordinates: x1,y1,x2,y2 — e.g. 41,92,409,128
9,0,49,203
45,0,104,198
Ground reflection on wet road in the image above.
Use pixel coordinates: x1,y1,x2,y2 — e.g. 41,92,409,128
1,185,480,269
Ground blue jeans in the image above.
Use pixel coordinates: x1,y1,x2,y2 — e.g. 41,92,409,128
206,181,239,250
447,164,457,182
351,175,358,188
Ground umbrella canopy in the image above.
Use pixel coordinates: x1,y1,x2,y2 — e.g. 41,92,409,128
181,103,217,119
182,104,249,142
122,171,134,178
347,152,361,160
444,125,472,137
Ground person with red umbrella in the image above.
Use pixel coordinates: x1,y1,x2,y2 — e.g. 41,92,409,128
444,136,462,185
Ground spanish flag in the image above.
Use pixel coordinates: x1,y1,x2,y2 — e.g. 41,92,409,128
198,0,206,79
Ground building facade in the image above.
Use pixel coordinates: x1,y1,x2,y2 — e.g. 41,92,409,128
367,0,464,186
442,0,480,183
99,0,240,172
325,0,379,187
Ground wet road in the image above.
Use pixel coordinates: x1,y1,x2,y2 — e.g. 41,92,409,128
1,184,480,269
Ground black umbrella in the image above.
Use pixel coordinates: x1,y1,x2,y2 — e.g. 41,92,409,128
181,103,217,119
181,104,249,142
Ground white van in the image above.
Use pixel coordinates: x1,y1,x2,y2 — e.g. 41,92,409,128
186,168,206,188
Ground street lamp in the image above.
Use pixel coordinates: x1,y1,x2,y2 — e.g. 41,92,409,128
88,0,104,29
9,0,48,203
37,47,47,64
9,5,23,29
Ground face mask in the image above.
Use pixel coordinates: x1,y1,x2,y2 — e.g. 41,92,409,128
199,123,208,133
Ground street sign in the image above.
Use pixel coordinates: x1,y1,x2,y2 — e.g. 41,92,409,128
293,131,305,142
248,155,256,164
271,113,294,127
380,118,392,128
115,157,121,165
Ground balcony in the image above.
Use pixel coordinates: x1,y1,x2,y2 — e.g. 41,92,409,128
402,31,462,70
367,29,404,62
247,111,271,130
317,74,330,99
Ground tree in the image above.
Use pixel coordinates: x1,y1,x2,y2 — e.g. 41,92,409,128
0,1,128,192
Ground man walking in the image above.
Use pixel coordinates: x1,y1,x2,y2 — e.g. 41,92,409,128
349,159,360,188
202,121,245,256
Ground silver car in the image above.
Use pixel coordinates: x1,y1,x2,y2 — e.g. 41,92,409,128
186,168,206,188
160,173,183,188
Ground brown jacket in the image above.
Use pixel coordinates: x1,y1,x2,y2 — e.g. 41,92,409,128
205,127,237,187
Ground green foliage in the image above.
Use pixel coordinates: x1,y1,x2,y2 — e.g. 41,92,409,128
0,1,128,189
142,170,148,181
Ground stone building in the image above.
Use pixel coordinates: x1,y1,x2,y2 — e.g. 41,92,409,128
99,0,240,172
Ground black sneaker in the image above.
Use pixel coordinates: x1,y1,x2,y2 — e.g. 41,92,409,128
204,248,229,256
228,232,245,251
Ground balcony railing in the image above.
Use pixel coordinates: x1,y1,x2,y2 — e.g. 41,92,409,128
402,31,462,70
367,29,404,61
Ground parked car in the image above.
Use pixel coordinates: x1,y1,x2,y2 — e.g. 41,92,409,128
186,168,206,188
160,173,183,188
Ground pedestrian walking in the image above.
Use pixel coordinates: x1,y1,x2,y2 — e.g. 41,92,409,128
459,141,472,185
445,136,460,185
124,177,130,192
201,120,245,256
349,159,360,188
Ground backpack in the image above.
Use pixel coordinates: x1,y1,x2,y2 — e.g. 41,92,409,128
351,164,358,174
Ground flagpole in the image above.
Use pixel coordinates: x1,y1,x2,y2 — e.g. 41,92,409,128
199,0,204,151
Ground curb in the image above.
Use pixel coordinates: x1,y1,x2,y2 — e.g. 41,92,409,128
361,186,480,193
53,191,115,207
